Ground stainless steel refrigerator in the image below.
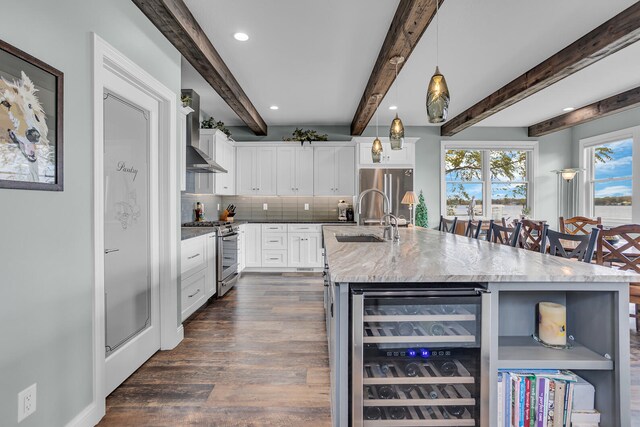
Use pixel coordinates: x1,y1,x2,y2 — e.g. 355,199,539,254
358,168,414,224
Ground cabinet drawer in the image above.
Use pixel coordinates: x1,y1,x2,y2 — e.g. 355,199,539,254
288,224,322,233
262,224,287,233
262,233,287,250
181,269,207,321
262,250,288,267
181,235,209,276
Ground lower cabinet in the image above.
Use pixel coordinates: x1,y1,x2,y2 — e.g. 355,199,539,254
243,223,324,270
238,224,246,273
180,231,216,321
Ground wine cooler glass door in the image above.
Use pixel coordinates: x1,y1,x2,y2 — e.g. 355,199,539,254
352,290,488,427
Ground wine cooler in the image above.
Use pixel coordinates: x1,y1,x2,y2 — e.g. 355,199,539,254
351,288,489,426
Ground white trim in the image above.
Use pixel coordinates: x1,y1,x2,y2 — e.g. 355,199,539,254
88,33,180,426
578,125,640,224
440,141,539,219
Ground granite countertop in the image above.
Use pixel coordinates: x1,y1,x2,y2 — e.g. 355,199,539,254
181,227,216,241
323,225,640,284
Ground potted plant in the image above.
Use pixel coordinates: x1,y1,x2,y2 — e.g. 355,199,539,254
283,128,328,146
201,117,231,137
180,94,191,108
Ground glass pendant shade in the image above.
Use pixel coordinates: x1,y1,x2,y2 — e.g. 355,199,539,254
371,137,383,163
426,66,450,123
389,114,404,150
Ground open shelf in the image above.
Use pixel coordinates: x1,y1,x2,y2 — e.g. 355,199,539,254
497,335,613,370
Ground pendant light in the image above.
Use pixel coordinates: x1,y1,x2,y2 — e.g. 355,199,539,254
426,0,450,123
371,94,383,163
389,56,405,150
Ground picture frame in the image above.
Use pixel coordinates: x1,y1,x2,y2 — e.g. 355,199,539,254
0,39,63,191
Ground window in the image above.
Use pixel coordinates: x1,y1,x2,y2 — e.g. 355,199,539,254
442,142,537,220
581,126,639,225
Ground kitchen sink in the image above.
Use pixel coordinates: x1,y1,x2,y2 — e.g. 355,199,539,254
335,234,385,243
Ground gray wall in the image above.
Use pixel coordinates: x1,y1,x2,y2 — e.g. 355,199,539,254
0,1,180,425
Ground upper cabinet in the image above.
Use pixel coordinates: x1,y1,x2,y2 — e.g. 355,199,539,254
214,131,235,195
313,146,355,196
276,146,314,196
355,137,417,168
236,146,277,195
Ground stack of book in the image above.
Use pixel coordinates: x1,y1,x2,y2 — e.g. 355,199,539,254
497,370,599,427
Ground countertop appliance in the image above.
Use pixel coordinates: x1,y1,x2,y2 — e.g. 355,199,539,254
182,221,239,297
350,286,488,426
359,168,413,224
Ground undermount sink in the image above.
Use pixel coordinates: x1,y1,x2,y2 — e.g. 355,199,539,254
335,234,385,243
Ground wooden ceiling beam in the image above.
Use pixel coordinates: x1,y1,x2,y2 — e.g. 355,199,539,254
528,86,640,137
132,0,267,135
350,0,443,136
441,1,640,137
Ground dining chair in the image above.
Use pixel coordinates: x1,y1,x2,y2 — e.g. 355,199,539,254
487,220,522,247
559,216,602,235
540,226,599,263
519,219,547,252
595,224,640,330
465,219,483,239
438,215,458,234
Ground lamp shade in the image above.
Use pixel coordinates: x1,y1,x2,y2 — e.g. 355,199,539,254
389,114,405,150
426,66,450,123
371,137,383,163
401,191,417,205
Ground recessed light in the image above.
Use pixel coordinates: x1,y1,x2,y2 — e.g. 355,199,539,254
563,107,575,112
270,105,279,110
233,32,249,42
389,105,398,110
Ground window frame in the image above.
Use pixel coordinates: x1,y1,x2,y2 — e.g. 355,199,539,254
440,141,539,220
579,125,640,226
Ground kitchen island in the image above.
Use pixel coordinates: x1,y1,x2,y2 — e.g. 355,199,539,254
322,225,638,427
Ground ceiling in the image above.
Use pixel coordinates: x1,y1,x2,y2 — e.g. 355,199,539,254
181,0,640,130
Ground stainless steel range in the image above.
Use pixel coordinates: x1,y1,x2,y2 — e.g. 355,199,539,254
182,221,239,297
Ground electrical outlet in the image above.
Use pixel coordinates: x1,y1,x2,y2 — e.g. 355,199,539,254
304,203,309,211
18,383,36,422
217,203,220,211
263,203,268,210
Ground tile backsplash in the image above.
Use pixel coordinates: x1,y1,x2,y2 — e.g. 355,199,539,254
220,196,355,222
181,193,223,223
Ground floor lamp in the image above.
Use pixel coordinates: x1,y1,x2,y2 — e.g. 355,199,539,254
553,168,583,219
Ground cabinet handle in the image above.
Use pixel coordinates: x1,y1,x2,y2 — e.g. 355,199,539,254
269,240,278,243
104,248,119,254
188,288,201,298
187,253,200,260
269,257,279,260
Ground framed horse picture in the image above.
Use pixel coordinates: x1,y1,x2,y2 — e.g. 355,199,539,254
0,39,63,191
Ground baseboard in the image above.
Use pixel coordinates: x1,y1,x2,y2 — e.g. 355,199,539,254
65,401,102,427
162,325,184,350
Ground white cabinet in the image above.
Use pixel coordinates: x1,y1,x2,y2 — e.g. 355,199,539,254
238,224,246,273
180,231,216,321
276,146,314,195
288,232,323,268
313,146,355,195
236,146,277,195
178,105,193,192
244,224,262,267
194,131,215,194
356,137,417,167
214,130,235,195
262,224,288,268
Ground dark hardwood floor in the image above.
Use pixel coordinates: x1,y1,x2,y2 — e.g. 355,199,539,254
98,273,331,427
97,273,640,426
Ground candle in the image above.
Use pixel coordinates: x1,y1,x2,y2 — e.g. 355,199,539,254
537,302,567,346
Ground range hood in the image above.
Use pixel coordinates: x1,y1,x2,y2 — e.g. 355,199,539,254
182,89,227,174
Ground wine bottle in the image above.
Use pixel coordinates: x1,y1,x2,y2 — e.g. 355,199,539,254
403,362,420,377
379,363,391,375
444,405,464,418
364,406,382,420
437,361,458,377
427,322,446,336
438,304,456,314
398,384,415,394
377,385,395,399
395,321,414,336
403,305,421,315
389,406,406,420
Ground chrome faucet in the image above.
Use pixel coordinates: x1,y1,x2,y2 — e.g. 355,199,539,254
356,188,390,225
381,213,400,242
